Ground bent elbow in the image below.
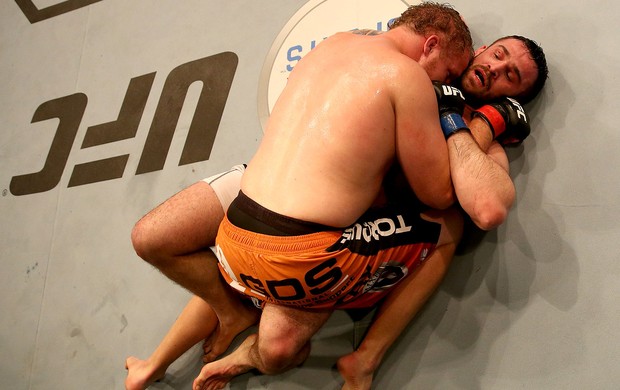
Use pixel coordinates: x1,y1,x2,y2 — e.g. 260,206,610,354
473,207,508,231
472,195,513,231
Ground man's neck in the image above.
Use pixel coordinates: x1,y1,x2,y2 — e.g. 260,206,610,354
383,27,426,61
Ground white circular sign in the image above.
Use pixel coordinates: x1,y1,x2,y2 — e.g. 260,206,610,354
257,0,417,130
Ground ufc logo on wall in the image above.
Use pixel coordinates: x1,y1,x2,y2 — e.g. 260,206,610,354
10,52,238,196
15,0,103,23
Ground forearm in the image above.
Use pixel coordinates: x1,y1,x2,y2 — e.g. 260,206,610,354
467,114,495,153
447,127,514,230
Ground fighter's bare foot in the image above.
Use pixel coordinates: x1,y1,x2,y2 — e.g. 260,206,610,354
336,351,375,390
202,304,260,363
125,356,165,390
194,334,257,390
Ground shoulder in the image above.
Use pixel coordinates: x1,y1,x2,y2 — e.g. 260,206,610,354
390,60,435,105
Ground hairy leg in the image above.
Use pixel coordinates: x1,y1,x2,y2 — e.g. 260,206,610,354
132,182,238,312
338,208,464,390
131,181,258,355
194,304,332,389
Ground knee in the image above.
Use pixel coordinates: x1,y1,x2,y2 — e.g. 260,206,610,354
257,338,306,375
130,218,161,265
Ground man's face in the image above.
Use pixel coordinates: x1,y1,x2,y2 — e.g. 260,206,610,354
459,38,538,101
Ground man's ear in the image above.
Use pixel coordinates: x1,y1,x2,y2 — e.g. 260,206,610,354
474,45,488,56
423,34,440,56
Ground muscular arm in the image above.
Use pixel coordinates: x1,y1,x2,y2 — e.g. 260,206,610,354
395,76,455,210
336,109,518,389
447,117,514,230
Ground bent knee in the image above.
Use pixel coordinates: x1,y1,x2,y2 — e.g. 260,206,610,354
257,339,304,374
131,219,163,264
130,220,149,259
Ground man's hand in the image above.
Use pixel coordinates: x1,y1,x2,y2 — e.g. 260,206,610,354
433,82,470,139
472,97,531,146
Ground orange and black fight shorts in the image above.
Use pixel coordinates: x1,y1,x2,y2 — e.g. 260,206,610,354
214,191,441,310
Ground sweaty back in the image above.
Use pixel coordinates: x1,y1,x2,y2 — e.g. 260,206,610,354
242,32,427,227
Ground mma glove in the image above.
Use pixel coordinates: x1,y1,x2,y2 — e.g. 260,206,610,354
433,81,470,139
472,97,531,146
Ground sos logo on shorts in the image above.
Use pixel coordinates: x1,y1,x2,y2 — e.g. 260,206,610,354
257,0,413,131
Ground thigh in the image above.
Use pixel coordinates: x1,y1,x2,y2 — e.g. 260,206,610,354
134,165,245,255
136,181,225,254
258,303,332,351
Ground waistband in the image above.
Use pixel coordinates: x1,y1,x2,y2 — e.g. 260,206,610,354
219,216,342,253
227,190,339,236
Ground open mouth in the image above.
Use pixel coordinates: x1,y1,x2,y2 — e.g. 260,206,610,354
474,68,487,88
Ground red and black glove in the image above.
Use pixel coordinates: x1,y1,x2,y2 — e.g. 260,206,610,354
472,97,531,146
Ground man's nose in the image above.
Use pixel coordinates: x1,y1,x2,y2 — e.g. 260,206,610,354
488,63,504,78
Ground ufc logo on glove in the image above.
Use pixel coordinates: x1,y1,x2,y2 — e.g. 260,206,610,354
440,85,465,100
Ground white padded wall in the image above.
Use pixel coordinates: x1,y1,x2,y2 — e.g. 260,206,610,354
1,1,618,389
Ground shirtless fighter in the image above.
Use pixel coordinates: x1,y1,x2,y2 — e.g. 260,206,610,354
193,2,475,388
125,4,547,390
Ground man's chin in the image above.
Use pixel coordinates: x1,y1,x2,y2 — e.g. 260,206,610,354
453,79,485,108
462,90,487,109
